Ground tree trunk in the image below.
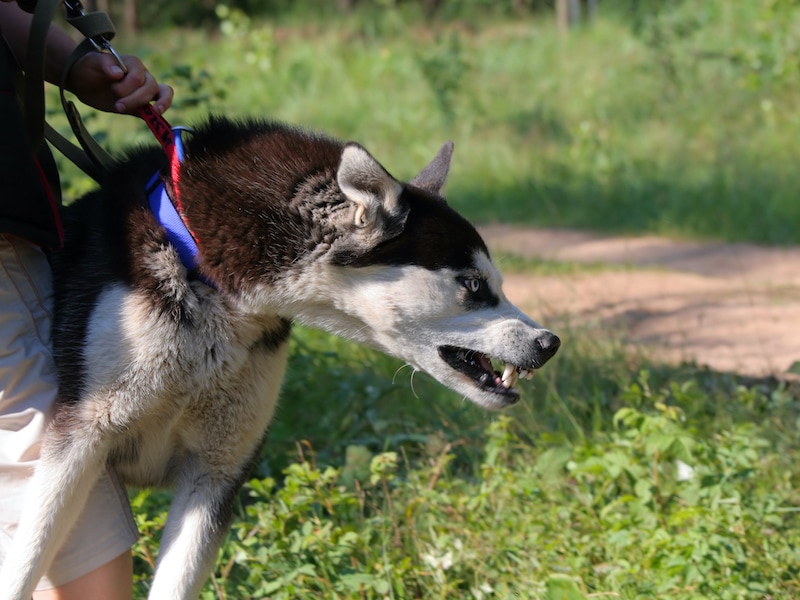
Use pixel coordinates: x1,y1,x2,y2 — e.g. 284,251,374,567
123,0,137,34
569,0,581,24
586,0,598,22
423,0,445,17
558,0,591,33
556,0,569,33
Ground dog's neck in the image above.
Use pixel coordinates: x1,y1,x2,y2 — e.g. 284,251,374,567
170,131,349,294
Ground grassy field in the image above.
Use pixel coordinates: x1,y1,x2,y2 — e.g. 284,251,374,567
129,324,800,599
55,1,800,244
43,2,800,598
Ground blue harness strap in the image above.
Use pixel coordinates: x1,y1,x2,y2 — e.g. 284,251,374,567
146,128,209,282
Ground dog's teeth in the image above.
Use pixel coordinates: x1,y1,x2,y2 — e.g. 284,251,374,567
518,369,535,380
501,363,518,388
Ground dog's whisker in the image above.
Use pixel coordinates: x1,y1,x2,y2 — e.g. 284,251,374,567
408,366,421,400
392,363,414,386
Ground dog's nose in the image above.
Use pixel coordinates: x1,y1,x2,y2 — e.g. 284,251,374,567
536,331,561,363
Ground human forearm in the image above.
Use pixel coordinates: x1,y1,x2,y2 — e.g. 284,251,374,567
0,2,78,85
0,1,172,114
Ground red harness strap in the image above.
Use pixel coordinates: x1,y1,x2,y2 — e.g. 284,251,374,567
139,104,209,280
138,104,185,217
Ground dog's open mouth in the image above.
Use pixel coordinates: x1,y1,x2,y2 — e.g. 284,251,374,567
438,345,534,399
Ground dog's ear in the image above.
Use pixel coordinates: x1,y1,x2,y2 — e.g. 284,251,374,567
409,141,454,195
337,143,404,229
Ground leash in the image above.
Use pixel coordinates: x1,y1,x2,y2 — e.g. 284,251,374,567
23,0,184,187
23,0,206,280
22,0,121,180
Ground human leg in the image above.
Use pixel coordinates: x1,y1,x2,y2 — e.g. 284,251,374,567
33,550,133,600
0,234,138,596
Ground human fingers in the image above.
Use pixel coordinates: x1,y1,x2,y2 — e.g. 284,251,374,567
112,62,165,114
110,55,147,105
68,52,169,114
115,76,174,116
152,83,174,115
95,51,127,81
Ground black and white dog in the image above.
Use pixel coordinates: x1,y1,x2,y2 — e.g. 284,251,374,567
0,117,559,599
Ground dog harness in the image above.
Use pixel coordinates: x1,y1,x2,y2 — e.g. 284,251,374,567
145,126,200,271
139,109,215,287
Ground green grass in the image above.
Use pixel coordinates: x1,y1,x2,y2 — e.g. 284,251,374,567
129,325,800,599
52,1,800,244
493,252,630,276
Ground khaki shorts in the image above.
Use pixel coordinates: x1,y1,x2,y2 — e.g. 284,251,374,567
0,234,139,590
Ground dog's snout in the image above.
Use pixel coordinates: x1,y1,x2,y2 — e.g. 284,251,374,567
536,331,560,363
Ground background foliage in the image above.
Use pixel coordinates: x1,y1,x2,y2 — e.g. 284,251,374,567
58,0,800,244
45,0,800,597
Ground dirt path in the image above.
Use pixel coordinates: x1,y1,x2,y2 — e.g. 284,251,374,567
479,225,800,379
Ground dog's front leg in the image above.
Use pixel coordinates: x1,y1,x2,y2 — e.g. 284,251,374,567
0,424,108,599
147,457,241,600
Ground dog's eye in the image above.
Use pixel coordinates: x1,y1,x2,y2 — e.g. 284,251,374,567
462,277,482,294
458,275,500,308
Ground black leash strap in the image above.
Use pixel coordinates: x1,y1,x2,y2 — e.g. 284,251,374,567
21,0,60,151
23,0,120,183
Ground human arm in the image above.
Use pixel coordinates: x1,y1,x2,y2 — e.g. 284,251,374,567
0,1,172,114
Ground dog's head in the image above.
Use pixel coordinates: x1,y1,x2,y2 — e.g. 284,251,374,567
288,141,560,409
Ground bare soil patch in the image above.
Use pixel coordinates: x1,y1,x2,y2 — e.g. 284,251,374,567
479,225,800,378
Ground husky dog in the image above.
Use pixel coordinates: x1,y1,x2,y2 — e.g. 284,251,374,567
0,117,559,599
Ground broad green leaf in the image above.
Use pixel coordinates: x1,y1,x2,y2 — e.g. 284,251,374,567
545,575,587,600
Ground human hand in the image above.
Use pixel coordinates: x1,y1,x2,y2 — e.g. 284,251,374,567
66,51,173,115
